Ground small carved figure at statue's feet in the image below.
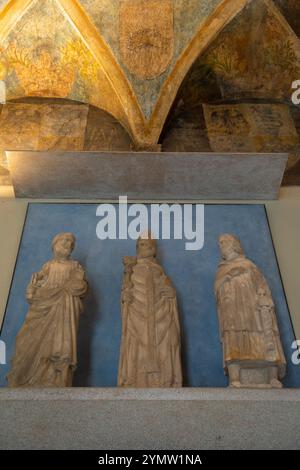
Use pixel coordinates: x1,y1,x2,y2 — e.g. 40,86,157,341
270,378,282,388
230,381,242,388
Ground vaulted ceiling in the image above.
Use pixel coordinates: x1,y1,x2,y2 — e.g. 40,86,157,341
0,0,299,147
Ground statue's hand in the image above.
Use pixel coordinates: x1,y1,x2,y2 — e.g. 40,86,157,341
258,297,273,309
229,268,243,278
122,289,134,304
30,274,37,286
64,279,79,294
73,271,84,281
123,256,136,268
26,286,36,302
160,286,176,299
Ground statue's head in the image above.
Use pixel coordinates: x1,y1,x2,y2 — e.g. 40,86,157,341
52,232,76,260
136,231,157,259
219,234,244,261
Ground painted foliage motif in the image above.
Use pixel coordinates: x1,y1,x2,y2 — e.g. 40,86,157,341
119,0,174,79
199,2,300,101
203,103,300,168
0,0,127,129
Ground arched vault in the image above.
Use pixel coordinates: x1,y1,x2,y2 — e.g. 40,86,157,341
0,0,299,147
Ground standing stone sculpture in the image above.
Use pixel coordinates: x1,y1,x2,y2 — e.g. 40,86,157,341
7,233,88,387
215,234,286,388
118,234,182,387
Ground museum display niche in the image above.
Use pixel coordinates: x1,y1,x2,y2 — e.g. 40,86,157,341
1,202,300,449
1,203,299,389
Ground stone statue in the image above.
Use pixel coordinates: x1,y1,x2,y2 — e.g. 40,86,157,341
7,233,88,387
118,234,182,387
215,234,286,388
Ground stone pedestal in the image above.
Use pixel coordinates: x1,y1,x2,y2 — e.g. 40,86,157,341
0,388,299,449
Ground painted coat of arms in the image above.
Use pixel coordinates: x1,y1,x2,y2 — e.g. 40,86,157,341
120,0,174,80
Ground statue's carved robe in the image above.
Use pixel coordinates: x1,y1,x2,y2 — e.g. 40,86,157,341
118,258,182,387
7,259,88,387
215,255,286,378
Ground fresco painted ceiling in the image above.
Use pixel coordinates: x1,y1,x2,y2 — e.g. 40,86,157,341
174,0,300,110
273,0,300,38
0,0,299,148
